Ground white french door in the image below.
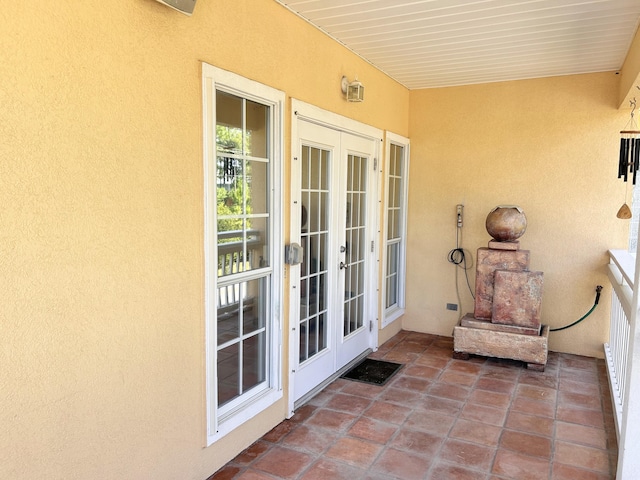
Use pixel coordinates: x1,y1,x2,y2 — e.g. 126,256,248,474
291,114,379,405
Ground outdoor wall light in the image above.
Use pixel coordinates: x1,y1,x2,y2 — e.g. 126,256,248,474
341,76,364,102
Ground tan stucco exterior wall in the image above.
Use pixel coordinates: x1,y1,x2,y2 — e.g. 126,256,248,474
0,0,409,478
2,0,634,478
407,72,629,359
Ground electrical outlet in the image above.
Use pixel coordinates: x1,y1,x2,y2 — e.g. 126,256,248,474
456,204,463,228
446,303,458,311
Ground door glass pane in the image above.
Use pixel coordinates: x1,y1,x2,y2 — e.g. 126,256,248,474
343,154,367,337
299,145,329,364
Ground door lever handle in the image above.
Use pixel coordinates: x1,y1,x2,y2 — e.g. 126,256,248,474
339,261,348,270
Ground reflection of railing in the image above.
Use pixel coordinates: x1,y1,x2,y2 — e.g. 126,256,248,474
605,250,634,436
217,229,262,307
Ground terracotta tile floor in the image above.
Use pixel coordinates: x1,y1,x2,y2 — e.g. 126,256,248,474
210,330,618,480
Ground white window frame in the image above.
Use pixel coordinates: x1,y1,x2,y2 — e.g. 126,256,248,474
381,132,410,327
202,63,284,445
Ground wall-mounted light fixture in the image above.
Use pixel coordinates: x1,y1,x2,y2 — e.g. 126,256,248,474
154,0,197,15
341,76,364,102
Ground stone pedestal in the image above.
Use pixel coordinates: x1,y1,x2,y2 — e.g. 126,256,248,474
474,248,530,320
453,314,549,371
492,270,543,328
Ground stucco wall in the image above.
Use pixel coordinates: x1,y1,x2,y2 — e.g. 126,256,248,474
406,72,629,359
0,1,409,479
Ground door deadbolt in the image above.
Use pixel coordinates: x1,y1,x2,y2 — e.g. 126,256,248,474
339,261,348,270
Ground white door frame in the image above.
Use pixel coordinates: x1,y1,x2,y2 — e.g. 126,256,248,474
288,99,382,417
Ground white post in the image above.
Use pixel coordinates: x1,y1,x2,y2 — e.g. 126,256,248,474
617,227,640,478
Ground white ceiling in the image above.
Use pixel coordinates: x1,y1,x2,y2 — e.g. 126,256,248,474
276,0,640,89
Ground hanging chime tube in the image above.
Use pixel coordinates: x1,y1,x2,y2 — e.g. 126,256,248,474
618,134,640,185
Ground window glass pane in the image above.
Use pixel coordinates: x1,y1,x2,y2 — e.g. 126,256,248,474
388,175,397,208
386,275,398,308
217,221,244,277
245,100,268,158
390,144,401,176
216,92,243,155
393,177,402,214
218,285,240,345
248,217,269,269
388,243,399,275
217,156,243,213
387,209,395,240
246,159,268,215
243,332,266,391
217,343,239,407
243,278,266,335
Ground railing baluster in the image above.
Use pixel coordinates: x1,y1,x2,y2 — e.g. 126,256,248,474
606,250,635,439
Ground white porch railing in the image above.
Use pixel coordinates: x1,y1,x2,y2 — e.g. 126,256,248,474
606,249,635,435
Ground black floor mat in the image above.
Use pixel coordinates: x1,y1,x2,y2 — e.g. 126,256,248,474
340,358,403,386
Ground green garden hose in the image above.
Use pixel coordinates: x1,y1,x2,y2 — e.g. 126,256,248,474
549,285,603,332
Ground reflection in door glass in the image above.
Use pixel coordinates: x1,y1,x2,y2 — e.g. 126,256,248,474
344,154,367,337
299,145,329,363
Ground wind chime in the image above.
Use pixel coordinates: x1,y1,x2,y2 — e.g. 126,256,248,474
617,93,640,219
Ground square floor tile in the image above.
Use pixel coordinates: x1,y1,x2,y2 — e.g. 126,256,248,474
324,437,383,469
371,447,433,479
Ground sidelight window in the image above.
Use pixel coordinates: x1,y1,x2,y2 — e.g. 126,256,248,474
203,64,283,443
382,133,409,326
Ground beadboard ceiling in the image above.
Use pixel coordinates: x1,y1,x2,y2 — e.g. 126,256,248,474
276,0,640,89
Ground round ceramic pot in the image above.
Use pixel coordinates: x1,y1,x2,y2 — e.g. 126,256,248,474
485,205,527,242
